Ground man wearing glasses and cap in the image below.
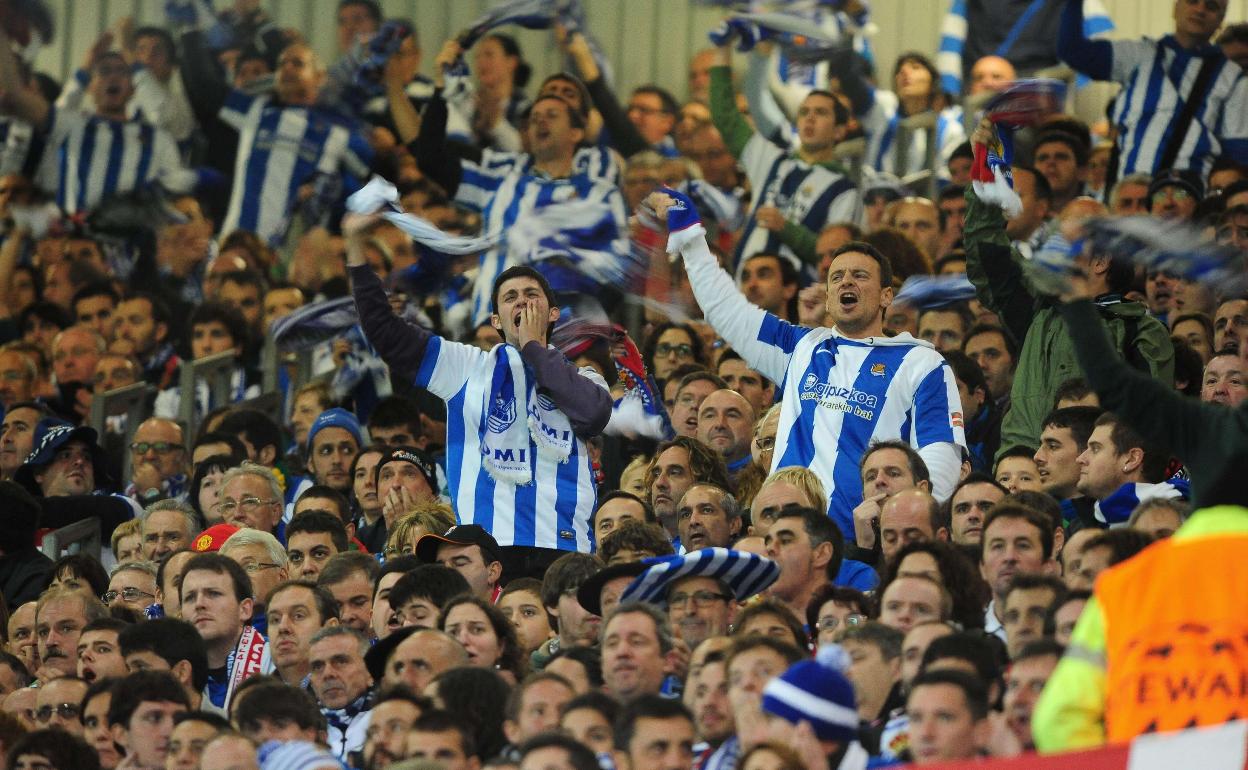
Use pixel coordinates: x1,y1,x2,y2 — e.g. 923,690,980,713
619,547,781,653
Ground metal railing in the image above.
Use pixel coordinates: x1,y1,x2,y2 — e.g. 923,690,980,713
177,350,238,438
40,518,101,562
87,381,156,486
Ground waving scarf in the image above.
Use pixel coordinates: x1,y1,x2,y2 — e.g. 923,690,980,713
347,176,635,289
971,79,1066,218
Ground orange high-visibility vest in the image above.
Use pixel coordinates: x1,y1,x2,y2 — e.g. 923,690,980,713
1097,532,1248,743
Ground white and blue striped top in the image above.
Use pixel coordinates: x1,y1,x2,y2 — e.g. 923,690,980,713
454,162,628,326
414,337,606,551
735,133,861,270
480,145,622,188
1107,37,1248,177
34,107,193,214
860,90,966,180
679,229,966,540
219,91,372,245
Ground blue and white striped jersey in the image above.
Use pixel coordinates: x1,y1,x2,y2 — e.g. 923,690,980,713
34,107,193,214
734,133,861,269
219,91,373,245
1107,38,1248,177
454,162,628,326
479,145,623,188
679,228,965,539
860,91,966,180
414,336,605,551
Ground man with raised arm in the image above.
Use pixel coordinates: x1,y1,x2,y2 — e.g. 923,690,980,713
647,189,964,544
347,210,613,574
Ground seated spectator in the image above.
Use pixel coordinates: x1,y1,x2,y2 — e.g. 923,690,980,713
1003,638,1063,751
1001,574,1067,659
905,669,990,764
839,622,905,729
980,504,1055,641
497,578,556,659
307,626,373,758
438,594,526,685
266,580,340,687
285,510,348,582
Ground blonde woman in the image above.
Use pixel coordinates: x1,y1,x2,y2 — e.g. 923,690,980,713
384,501,457,558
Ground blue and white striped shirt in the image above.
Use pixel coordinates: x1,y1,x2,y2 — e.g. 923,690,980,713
860,91,966,180
735,133,861,270
34,108,193,214
219,91,373,245
415,337,605,551
479,145,623,188
678,228,965,539
1106,38,1248,176
454,162,628,325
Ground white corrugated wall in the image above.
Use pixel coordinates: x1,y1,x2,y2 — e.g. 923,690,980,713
28,0,1248,126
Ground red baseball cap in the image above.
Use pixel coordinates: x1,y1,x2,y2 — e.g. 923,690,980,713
193,524,239,552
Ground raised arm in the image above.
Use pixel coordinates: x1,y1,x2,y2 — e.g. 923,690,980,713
649,189,804,386
1057,0,1113,81
962,187,1038,345
346,215,433,384
709,49,754,158
177,29,231,126
1057,299,1235,472
0,31,49,128
562,29,650,158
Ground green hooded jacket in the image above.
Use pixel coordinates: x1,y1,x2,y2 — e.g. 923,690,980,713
962,188,1174,458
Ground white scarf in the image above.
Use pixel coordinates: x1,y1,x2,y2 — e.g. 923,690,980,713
482,345,573,485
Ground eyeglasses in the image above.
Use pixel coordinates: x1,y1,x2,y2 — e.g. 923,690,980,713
129,441,183,455
102,587,155,603
817,613,866,633
669,590,731,608
240,562,283,575
35,703,80,723
213,497,277,516
754,436,776,450
656,343,694,358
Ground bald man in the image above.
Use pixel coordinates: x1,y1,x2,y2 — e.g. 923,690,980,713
879,489,947,566
695,389,756,480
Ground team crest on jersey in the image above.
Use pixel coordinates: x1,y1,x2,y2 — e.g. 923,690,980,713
951,411,963,428
870,363,886,377
488,396,517,433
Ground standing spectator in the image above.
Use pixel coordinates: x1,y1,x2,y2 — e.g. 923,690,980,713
964,119,1172,458
0,34,193,214
708,42,859,271
1057,0,1248,178
651,189,964,543
350,217,612,567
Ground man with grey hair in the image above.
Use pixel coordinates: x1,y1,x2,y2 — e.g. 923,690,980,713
308,625,374,759
220,528,289,636
676,482,742,551
216,461,285,539
140,499,197,561
601,601,673,702
1108,173,1152,217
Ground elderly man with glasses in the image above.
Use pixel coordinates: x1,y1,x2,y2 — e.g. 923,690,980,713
214,461,287,542
126,417,189,506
